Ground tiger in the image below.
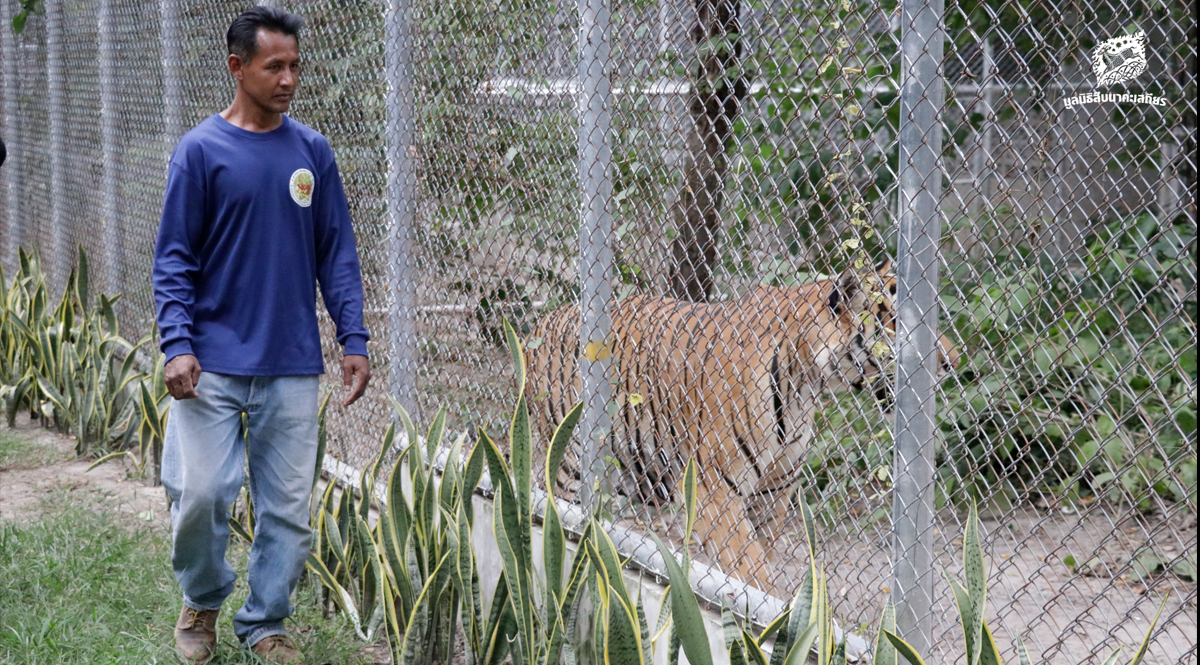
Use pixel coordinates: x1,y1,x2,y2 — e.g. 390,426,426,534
524,260,961,590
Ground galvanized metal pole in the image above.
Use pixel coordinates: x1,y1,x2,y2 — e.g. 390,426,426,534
47,0,67,286
99,0,122,298
384,0,418,418
0,0,20,267
891,0,944,656
577,0,615,512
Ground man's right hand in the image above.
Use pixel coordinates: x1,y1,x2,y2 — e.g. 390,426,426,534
165,354,202,400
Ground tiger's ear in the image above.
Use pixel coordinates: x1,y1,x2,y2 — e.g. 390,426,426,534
875,257,893,275
828,268,865,316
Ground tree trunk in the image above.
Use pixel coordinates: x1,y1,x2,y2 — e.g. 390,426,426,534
667,0,748,302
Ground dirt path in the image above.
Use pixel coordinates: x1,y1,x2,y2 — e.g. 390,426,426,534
0,413,172,531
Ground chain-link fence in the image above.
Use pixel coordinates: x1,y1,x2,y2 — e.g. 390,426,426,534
0,0,1194,662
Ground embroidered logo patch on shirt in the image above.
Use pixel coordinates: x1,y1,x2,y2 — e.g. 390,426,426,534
289,168,314,207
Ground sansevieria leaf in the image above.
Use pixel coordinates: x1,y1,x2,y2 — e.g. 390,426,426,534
945,575,976,661
979,619,1003,665
313,391,331,495
605,583,644,665
882,631,928,665
874,599,898,665
36,376,67,412
649,531,712,665
75,245,89,311
1128,597,1168,665
681,458,698,569
503,319,526,397
307,552,360,621
783,619,818,665
140,380,163,442
964,500,987,665
786,566,814,655
1016,636,1033,665
757,604,789,656
741,629,770,665
86,450,133,472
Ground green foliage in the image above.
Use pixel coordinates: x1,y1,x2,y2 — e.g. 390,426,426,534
0,247,147,461
303,319,652,664
940,213,1196,512
793,212,1193,529
9,0,41,34
731,0,900,282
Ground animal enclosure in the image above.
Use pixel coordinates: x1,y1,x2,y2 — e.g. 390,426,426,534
0,0,1194,661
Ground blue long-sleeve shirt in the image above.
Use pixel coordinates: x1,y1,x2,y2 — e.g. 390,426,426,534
153,114,369,376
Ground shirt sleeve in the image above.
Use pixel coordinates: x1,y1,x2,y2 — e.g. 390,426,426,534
314,145,370,357
152,160,206,366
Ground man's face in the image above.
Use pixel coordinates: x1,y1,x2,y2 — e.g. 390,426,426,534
230,29,300,114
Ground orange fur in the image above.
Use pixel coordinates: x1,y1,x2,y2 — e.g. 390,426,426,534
525,263,959,589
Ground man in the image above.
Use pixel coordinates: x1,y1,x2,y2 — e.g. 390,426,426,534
152,7,370,663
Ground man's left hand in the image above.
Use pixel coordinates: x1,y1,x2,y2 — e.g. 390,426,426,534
342,355,371,407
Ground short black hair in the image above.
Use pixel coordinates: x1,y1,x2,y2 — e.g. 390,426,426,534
226,7,304,64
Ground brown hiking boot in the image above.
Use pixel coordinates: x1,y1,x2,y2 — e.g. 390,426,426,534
250,635,302,664
173,605,219,663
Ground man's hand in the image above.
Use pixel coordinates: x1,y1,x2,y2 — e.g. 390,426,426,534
165,354,202,400
343,355,371,407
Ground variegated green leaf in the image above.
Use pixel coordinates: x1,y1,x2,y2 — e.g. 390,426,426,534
964,500,987,665
649,532,712,665
313,391,331,495
605,583,644,665
783,619,819,665
874,598,898,665
882,630,929,665
503,319,526,397
682,458,698,568
1128,597,1168,665
1016,635,1034,665
86,450,133,472
426,404,446,461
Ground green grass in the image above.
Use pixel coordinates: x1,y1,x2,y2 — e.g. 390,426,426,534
0,502,376,664
0,429,64,472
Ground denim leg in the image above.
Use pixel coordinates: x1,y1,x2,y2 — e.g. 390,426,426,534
233,375,319,647
161,372,250,611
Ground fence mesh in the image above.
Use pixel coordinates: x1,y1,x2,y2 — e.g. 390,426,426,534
0,0,1194,662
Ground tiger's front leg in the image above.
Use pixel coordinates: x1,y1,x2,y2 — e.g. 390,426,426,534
691,457,779,593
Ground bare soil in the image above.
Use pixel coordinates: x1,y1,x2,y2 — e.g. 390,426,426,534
0,413,171,529
642,497,1197,665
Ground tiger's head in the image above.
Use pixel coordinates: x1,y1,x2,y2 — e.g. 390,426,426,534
822,259,960,410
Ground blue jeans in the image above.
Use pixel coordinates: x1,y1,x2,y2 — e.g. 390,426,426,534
162,372,319,648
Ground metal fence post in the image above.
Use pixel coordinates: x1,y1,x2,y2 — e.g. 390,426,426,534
47,0,67,285
890,0,945,655
385,0,418,419
99,0,122,298
0,0,19,268
577,0,615,512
